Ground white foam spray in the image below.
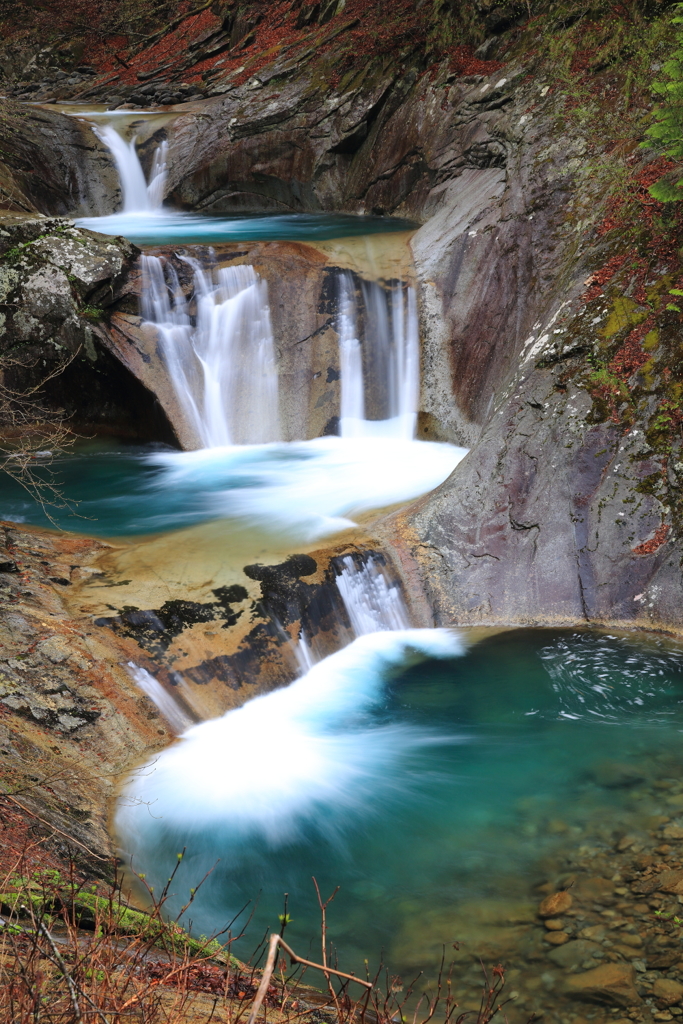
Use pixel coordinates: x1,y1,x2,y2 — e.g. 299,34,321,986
145,435,467,541
116,629,465,858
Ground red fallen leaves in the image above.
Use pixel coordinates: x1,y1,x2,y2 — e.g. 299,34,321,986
597,158,675,234
145,961,279,1001
608,313,656,379
632,523,670,556
581,252,633,302
440,44,503,79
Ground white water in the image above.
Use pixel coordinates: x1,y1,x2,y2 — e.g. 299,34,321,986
145,435,466,541
126,662,193,735
336,555,410,634
116,629,464,855
337,272,419,441
93,124,167,213
141,255,280,447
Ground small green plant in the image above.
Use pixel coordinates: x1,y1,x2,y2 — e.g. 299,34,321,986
654,909,683,926
643,3,683,201
79,304,105,321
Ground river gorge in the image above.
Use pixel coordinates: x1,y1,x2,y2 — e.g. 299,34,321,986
2,2,683,1022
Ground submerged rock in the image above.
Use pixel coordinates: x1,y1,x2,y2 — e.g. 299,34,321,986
539,891,573,917
563,963,641,1007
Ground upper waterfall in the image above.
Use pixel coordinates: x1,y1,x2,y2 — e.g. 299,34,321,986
94,124,167,214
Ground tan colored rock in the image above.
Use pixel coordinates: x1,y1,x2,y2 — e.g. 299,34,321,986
564,963,641,1007
662,825,683,841
653,979,683,1007
544,918,564,930
544,931,569,945
617,932,643,948
539,891,573,917
657,869,683,894
579,925,607,942
547,939,601,970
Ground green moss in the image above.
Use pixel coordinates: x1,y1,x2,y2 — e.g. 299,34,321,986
0,875,241,968
600,296,648,339
80,305,105,321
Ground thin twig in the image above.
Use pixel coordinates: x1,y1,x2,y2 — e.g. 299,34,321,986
35,917,82,1021
246,932,372,1024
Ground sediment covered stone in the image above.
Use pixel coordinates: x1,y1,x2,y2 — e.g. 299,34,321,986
564,964,641,1007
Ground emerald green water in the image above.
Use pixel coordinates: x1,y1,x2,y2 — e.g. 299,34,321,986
115,627,683,989
0,441,182,536
75,211,418,247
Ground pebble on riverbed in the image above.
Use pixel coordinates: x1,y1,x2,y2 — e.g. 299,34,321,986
392,750,683,1024
539,890,574,916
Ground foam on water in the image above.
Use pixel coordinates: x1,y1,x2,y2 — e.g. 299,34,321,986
145,436,467,540
115,629,465,856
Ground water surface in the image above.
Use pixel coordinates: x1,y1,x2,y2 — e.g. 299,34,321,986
76,211,418,247
115,626,683,981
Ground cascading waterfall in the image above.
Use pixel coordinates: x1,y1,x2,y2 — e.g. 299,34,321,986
140,255,280,447
337,272,419,441
335,555,410,635
115,628,464,913
126,662,193,735
95,124,168,213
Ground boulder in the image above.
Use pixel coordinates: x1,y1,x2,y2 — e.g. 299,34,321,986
653,979,683,1007
564,963,641,1007
657,869,683,895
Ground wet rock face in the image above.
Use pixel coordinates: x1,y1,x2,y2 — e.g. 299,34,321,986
385,332,682,634
0,102,118,216
0,216,176,440
0,522,174,875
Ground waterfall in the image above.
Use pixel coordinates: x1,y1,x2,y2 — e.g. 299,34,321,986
337,272,419,441
126,662,193,735
95,124,167,213
336,555,410,635
141,255,280,447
